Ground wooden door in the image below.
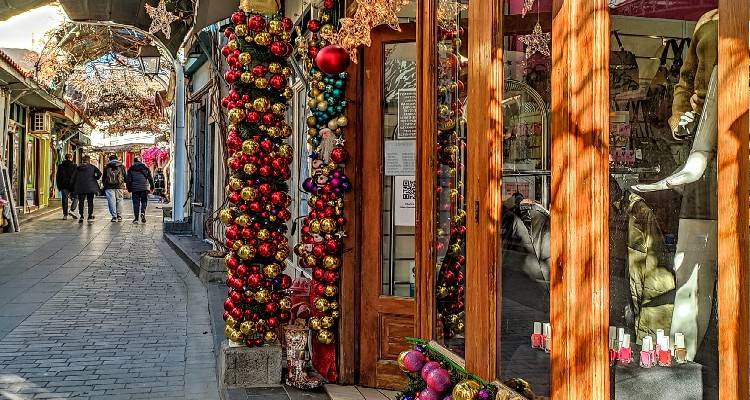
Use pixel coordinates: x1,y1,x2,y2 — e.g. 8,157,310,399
360,23,418,390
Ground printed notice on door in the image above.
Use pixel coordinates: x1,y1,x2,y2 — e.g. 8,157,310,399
394,176,416,226
397,88,417,139
384,140,416,176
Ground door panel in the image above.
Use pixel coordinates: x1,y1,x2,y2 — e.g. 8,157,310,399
360,23,417,390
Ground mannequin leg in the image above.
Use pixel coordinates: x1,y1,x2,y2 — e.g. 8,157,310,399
670,218,717,361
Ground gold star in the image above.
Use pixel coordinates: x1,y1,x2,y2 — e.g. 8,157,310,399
520,21,550,59
145,0,179,39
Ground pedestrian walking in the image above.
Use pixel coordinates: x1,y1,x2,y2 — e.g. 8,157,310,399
70,155,102,224
55,153,78,220
126,157,154,224
102,154,126,222
154,168,167,203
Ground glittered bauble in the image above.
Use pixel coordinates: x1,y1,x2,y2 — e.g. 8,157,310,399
314,45,351,75
317,329,334,344
426,367,452,393
398,350,427,373
452,380,481,400
417,388,442,400
421,361,442,381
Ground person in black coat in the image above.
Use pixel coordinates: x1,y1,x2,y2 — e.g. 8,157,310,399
126,157,154,224
70,155,102,223
56,154,78,220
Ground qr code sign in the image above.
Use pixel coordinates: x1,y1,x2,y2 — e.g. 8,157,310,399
402,180,416,200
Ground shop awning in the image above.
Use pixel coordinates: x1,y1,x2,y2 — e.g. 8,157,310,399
0,50,64,110
193,0,234,32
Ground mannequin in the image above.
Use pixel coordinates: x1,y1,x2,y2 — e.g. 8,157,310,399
631,10,718,361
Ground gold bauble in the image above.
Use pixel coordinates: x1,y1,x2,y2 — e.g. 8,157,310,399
310,220,321,234
266,127,281,138
256,229,270,241
304,255,317,267
228,108,245,123
224,325,234,338
253,97,270,112
322,255,339,270
254,32,272,46
232,240,244,251
272,103,286,115
307,98,318,109
268,63,282,74
236,24,249,37
397,350,410,372
282,87,294,99
235,214,250,227
437,286,449,298
238,245,255,260
317,81,326,90
447,314,460,325
229,177,243,191
324,285,337,297
263,263,280,278
228,40,238,51
239,0,279,14
229,329,243,343
306,116,318,127
264,331,278,343
219,209,234,224
281,32,291,41
275,250,288,262
320,218,335,233
242,140,259,154
455,321,465,333
281,67,292,77
330,310,341,319
337,115,348,127
328,301,339,310
255,77,269,89
316,100,328,112
279,297,292,310
241,187,257,201
320,24,334,37
238,52,252,65
268,20,283,35
314,297,329,312
244,164,257,175
254,289,270,303
317,329,334,344
240,72,253,84
239,321,255,335
226,315,237,328
452,380,481,400
278,144,293,158
309,317,322,330
280,125,292,137
312,72,323,82
321,316,334,329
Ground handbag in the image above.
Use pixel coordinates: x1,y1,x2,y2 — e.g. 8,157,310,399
645,38,690,128
610,31,640,97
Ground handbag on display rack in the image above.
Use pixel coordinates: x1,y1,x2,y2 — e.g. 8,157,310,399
610,31,640,97
645,38,690,129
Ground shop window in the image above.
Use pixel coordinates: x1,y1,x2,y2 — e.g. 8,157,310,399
607,2,718,399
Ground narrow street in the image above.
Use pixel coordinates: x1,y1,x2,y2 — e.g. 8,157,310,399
0,200,218,400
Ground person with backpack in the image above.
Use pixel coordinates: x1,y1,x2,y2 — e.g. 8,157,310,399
56,153,78,220
70,155,102,224
102,154,127,222
126,157,155,224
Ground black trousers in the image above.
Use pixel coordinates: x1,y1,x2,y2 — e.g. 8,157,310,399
77,193,95,218
132,191,149,218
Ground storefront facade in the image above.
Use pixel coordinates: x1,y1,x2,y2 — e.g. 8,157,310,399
331,0,748,399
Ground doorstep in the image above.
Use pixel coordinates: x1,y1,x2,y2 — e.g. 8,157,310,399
225,385,329,400
162,232,213,276
17,205,61,225
325,385,398,400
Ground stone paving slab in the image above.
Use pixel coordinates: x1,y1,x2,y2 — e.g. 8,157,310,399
0,200,218,400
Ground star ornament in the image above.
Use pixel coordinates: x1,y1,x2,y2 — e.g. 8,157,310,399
520,21,551,60
145,0,179,39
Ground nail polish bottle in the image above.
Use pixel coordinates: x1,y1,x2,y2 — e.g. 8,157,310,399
543,323,551,353
674,332,688,364
640,336,654,368
609,326,618,364
658,336,672,367
655,329,665,355
531,322,544,349
619,334,633,365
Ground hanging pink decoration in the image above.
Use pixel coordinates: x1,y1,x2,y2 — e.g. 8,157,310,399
141,145,170,167
522,0,536,17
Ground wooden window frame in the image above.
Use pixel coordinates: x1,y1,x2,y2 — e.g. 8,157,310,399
414,0,750,398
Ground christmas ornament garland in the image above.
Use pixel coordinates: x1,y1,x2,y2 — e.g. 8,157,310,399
435,4,468,344
219,5,296,347
293,0,352,348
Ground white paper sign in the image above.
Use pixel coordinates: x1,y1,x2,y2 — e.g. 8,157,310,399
384,140,416,176
394,176,416,226
397,88,417,139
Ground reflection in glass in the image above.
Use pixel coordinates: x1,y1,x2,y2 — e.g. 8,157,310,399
434,0,468,356
608,3,718,399
381,42,417,298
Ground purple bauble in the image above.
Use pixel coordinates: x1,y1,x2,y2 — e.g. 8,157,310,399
418,388,442,400
426,367,453,393
340,181,352,191
442,396,453,400
415,344,427,353
477,389,490,400
330,178,341,187
302,177,318,193
402,350,427,373
420,361,442,382
332,170,342,179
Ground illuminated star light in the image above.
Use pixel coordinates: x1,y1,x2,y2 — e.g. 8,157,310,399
145,0,179,39
520,21,551,60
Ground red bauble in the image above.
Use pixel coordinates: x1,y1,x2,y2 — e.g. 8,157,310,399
323,0,335,8
425,368,452,393
247,15,266,32
258,243,274,257
329,147,349,163
281,17,293,31
279,310,291,322
307,19,322,32
231,11,246,25
401,350,427,373
258,183,272,194
223,311,230,320
236,265,249,277
230,307,243,320
268,74,286,90
324,239,341,253
225,225,239,240
267,317,280,328
270,41,291,57
228,158,243,171
260,140,273,153
247,273,263,287
228,191,241,205
223,299,235,311
262,113,276,125
279,274,292,289
230,291,243,303
312,244,326,258
224,70,237,83
315,45,351,75
226,54,239,68
312,267,325,280
270,191,286,205
308,46,320,60
277,209,291,221
226,256,240,270
323,270,339,284
221,46,231,57
252,64,268,76
246,111,261,124
259,165,272,177
241,228,254,240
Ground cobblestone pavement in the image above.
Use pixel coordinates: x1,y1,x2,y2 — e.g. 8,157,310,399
0,199,218,400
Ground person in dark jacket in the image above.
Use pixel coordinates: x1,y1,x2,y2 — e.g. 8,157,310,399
126,157,154,224
102,154,127,222
56,153,78,220
70,155,102,223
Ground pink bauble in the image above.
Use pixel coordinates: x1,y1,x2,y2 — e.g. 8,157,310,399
426,368,453,393
314,45,351,75
402,350,427,373
418,388,442,400
421,361,442,381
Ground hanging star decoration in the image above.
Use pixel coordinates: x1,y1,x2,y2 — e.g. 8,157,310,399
437,0,468,32
522,0,536,17
520,21,550,59
145,0,179,39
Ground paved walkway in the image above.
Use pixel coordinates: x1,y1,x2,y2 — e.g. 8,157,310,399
0,199,218,400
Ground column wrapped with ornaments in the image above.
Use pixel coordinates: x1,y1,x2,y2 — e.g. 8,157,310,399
293,0,352,383
219,2,296,348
